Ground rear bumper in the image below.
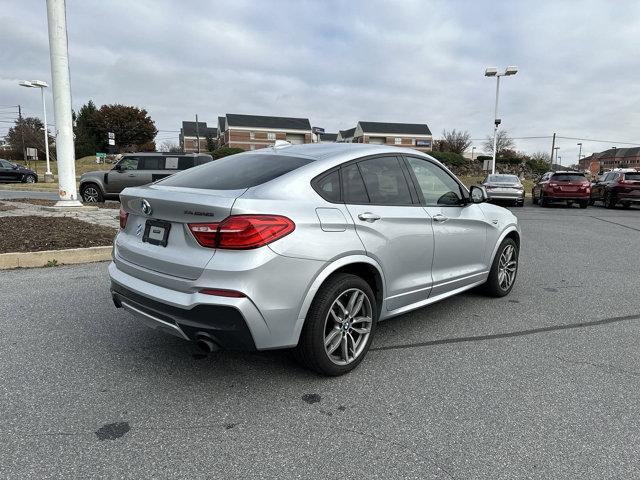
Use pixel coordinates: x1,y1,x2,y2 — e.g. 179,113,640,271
111,281,256,350
486,191,524,202
545,193,589,201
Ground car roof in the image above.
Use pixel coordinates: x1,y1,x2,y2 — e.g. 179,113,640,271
122,152,211,157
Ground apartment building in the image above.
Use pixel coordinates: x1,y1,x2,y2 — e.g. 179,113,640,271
179,121,217,153
352,121,432,151
218,114,312,150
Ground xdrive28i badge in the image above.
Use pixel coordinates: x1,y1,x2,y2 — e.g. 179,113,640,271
141,199,152,216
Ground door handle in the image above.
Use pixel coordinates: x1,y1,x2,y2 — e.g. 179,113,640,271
432,214,448,223
358,212,381,222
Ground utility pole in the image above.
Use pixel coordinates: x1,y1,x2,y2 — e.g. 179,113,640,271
577,142,582,169
46,0,82,206
549,132,556,169
18,105,27,168
195,114,200,153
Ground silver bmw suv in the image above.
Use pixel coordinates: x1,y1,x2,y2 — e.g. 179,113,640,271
110,143,520,375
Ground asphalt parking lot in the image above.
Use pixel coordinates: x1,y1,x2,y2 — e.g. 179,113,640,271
1,201,639,479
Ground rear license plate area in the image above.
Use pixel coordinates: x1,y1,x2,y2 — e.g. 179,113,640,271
142,219,171,247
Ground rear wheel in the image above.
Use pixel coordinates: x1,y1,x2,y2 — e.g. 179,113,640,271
579,200,588,209
294,273,377,376
540,193,549,207
588,197,595,206
622,202,631,209
81,183,104,203
483,238,518,297
605,192,616,209
532,194,538,205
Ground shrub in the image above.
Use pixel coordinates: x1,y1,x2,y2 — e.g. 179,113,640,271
429,151,465,167
211,147,244,159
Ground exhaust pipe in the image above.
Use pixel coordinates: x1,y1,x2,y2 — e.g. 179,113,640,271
195,334,219,354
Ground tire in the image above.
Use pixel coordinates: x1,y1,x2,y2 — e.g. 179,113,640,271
22,174,36,183
622,202,631,209
604,192,616,209
579,200,588,209
483,238,518,297
515,200,524,207
532,194,538,205
540,194,549,208
81,183,104,203
294,273,377,376
588,197,595,206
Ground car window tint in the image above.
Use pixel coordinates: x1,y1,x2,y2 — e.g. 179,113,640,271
0,159,12,168
552,173,585,182
141,156,165,170
342,163,369,203
118,157,139,171
159,153,313,190
314,170,341,202
406,157,463,206
624,172,640,180
177,157,194,170
357,156,412,205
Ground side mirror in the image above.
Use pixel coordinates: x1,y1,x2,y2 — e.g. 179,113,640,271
113,163,123,172
469,185,488,204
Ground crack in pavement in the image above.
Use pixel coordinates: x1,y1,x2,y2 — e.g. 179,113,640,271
371,313,640,352
554,354,640,379
589,216,640,232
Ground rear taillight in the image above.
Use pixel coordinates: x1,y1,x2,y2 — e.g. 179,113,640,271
618,176,632,185
119,208,129,230
200,288,246,298
188,215,295,249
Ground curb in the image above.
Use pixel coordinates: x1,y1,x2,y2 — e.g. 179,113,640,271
0,246,112,269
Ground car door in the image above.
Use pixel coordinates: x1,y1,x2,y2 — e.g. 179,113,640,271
141,155,171,183
0,159,14,182
593,173,611,200
342,156,435,311
404,155,489,296
106,156,143,194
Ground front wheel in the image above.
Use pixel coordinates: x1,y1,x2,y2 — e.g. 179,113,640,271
81,183,104,203
22,174,36,183
605,192,616,209
294,273,377,376
483,238,518,297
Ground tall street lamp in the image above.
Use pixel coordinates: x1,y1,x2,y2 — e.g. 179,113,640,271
471,146,476,161
554,146,560,170
485,66,518,174
19,80,53,182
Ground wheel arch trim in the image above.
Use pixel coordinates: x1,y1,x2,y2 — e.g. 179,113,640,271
489,225,520,266
293,255,385,345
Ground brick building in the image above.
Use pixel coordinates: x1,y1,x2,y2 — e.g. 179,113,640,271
218,114,312,150
179,121,217,153
337,121,432,151
579,147,640,175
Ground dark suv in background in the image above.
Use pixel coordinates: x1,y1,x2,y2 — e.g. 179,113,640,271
80,152,213,202
0,158,38,183
532,171,591,208
590,169,640,208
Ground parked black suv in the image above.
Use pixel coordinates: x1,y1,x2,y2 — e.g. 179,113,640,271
79,152,213,202
0,158,38,183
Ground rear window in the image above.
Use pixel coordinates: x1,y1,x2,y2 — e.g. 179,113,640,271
624,172,640,180
551,173,585,182
488,175,519,183
158,153,313,190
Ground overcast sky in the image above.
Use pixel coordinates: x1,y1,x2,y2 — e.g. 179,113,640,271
2,0,639,163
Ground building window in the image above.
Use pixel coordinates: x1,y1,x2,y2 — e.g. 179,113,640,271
267,132,276,140
395,138,402,145
250,132,255,140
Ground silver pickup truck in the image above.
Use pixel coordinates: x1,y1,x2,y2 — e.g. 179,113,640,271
79,152,213,202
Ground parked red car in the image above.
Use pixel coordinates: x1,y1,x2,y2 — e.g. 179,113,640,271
532,171,590,208
590,170,640,208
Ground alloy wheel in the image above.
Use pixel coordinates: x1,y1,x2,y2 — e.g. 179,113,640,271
25,175,35,183
497,244,517,291
323,288,373,365
83,187,99,202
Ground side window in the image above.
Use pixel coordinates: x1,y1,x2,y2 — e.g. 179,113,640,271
118,157,139,171
342,163,369,204
140,156,165,170
313,170,341,202
177,157,195,170
406,157,463,206
0,159,12,168
357,156,412,205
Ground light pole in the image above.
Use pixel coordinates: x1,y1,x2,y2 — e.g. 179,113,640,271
19,80,53,182
577,142,582,166
485,66,518,174
471,146,476,160
553,146,560,170
46,0,82,206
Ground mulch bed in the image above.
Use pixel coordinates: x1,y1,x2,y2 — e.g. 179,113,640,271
7,198,120,209
0,216,117,253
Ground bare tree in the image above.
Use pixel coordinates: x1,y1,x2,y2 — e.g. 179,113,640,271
159,140,181,153
483,130,515,156
440,129,472,154
529,151,551,163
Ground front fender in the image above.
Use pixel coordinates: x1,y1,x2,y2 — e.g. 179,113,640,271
293,254,385,345
489,224,521,267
